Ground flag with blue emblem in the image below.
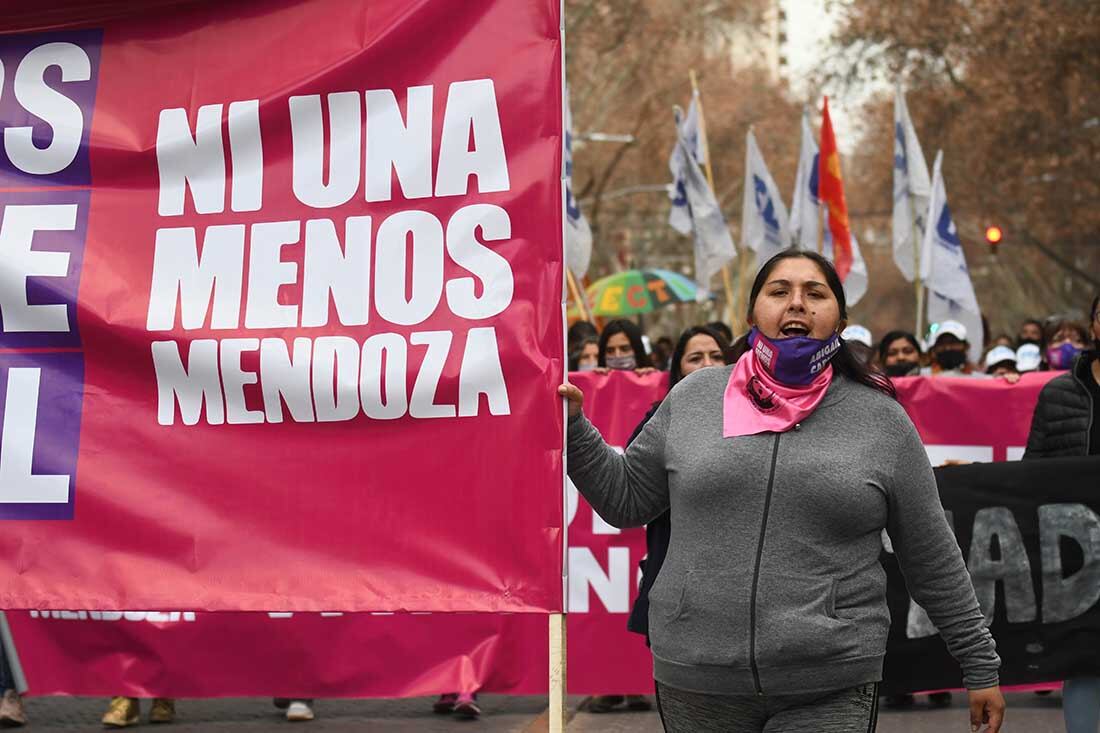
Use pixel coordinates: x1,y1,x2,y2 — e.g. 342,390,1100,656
667,95,735,299
741,128,790,270
893,87,931,282
921,150,983,363
564,87,592,279
790,110,820,251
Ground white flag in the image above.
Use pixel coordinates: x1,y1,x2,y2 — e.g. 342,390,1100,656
681,94,708,168
921,151,982,363
789,111,820,252
668,95,707,236
741,129,790,269
892,88,931,282
667,102,735,299
564,88,592,280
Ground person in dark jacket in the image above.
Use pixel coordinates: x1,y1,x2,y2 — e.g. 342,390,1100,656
1024,293,1100,733
1024,298,1099,460
580,326,729,715
626,325,731,640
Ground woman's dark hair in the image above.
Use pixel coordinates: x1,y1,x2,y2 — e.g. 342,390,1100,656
705,321,734,347
729,251,896,398
568,320,599,351
568,336,599,371
877,330,922,364
667,325,731,390
597,319,652,368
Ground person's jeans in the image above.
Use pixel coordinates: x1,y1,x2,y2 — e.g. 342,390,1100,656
0,639,14,692
1065,677,1100,733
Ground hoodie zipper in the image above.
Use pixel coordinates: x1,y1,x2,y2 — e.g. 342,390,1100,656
749,432,781,695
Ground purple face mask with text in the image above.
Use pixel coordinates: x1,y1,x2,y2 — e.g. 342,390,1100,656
748,327,842,386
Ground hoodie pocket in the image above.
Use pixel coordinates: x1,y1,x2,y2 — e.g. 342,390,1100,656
755,571,863,666
648,569,752,667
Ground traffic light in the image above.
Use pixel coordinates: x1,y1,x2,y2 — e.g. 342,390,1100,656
985,225,1003,253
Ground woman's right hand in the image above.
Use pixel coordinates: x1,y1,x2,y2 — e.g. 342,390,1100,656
558,384,584,419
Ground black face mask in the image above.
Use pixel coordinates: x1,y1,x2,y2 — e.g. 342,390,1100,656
1018,338,1041,348
884,361,919,377
934,350,967,370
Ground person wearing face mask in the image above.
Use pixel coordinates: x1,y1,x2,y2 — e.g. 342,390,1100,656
1017,319,1045,350
1042,319,1089,372
596,319,655,374
580,319,673,708
558,252,1004,733
1024,295,1100,733
925,321,977,376
626,326,730,640
569,336,599,372
877,331,923,378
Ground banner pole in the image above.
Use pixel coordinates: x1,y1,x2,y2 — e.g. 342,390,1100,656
554,5,569,731
566,269,592,323
549,613,567,732
910,195,925,338
689,69,736,327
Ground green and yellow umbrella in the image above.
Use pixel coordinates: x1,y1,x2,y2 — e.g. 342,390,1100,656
581,268,708,317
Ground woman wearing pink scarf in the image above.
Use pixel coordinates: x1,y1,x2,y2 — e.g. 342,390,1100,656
559,252,1005,733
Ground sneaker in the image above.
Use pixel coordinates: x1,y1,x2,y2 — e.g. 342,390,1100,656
578,695,624,714
149,698,175,724
102,697,140,728
432,694,458,714
453,693,480,719
625,695,652,712
0,689,26,727
285,700,315,722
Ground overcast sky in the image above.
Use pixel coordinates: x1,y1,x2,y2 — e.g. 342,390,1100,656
780,0,875,151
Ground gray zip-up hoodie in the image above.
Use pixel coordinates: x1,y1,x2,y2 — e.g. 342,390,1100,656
567,365,999,696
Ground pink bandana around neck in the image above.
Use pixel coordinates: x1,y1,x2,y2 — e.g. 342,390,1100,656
723,349,834,437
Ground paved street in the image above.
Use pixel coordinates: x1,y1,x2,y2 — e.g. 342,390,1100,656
12,691,1064,731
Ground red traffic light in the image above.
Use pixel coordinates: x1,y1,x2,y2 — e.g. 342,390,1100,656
985,226,1003,245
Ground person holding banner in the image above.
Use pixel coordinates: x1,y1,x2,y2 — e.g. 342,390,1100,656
560,251,1005,732
876,330,923,377
627,325,731,643
1024,294,1100,733
596,319,655,373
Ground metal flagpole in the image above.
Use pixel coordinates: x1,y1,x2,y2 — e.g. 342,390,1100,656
688,69,737,327
911,195,925,338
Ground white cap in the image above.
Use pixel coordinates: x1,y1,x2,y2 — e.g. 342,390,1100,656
1016,343,1042,372
984,345,1017,371
933,320,968,344
841,324,872,348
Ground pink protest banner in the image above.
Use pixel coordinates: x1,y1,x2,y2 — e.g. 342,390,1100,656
8,371,1064,696
0,0,565,612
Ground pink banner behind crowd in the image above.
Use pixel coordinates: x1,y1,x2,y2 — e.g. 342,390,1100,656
0,0,565,613
10,371,1058,696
